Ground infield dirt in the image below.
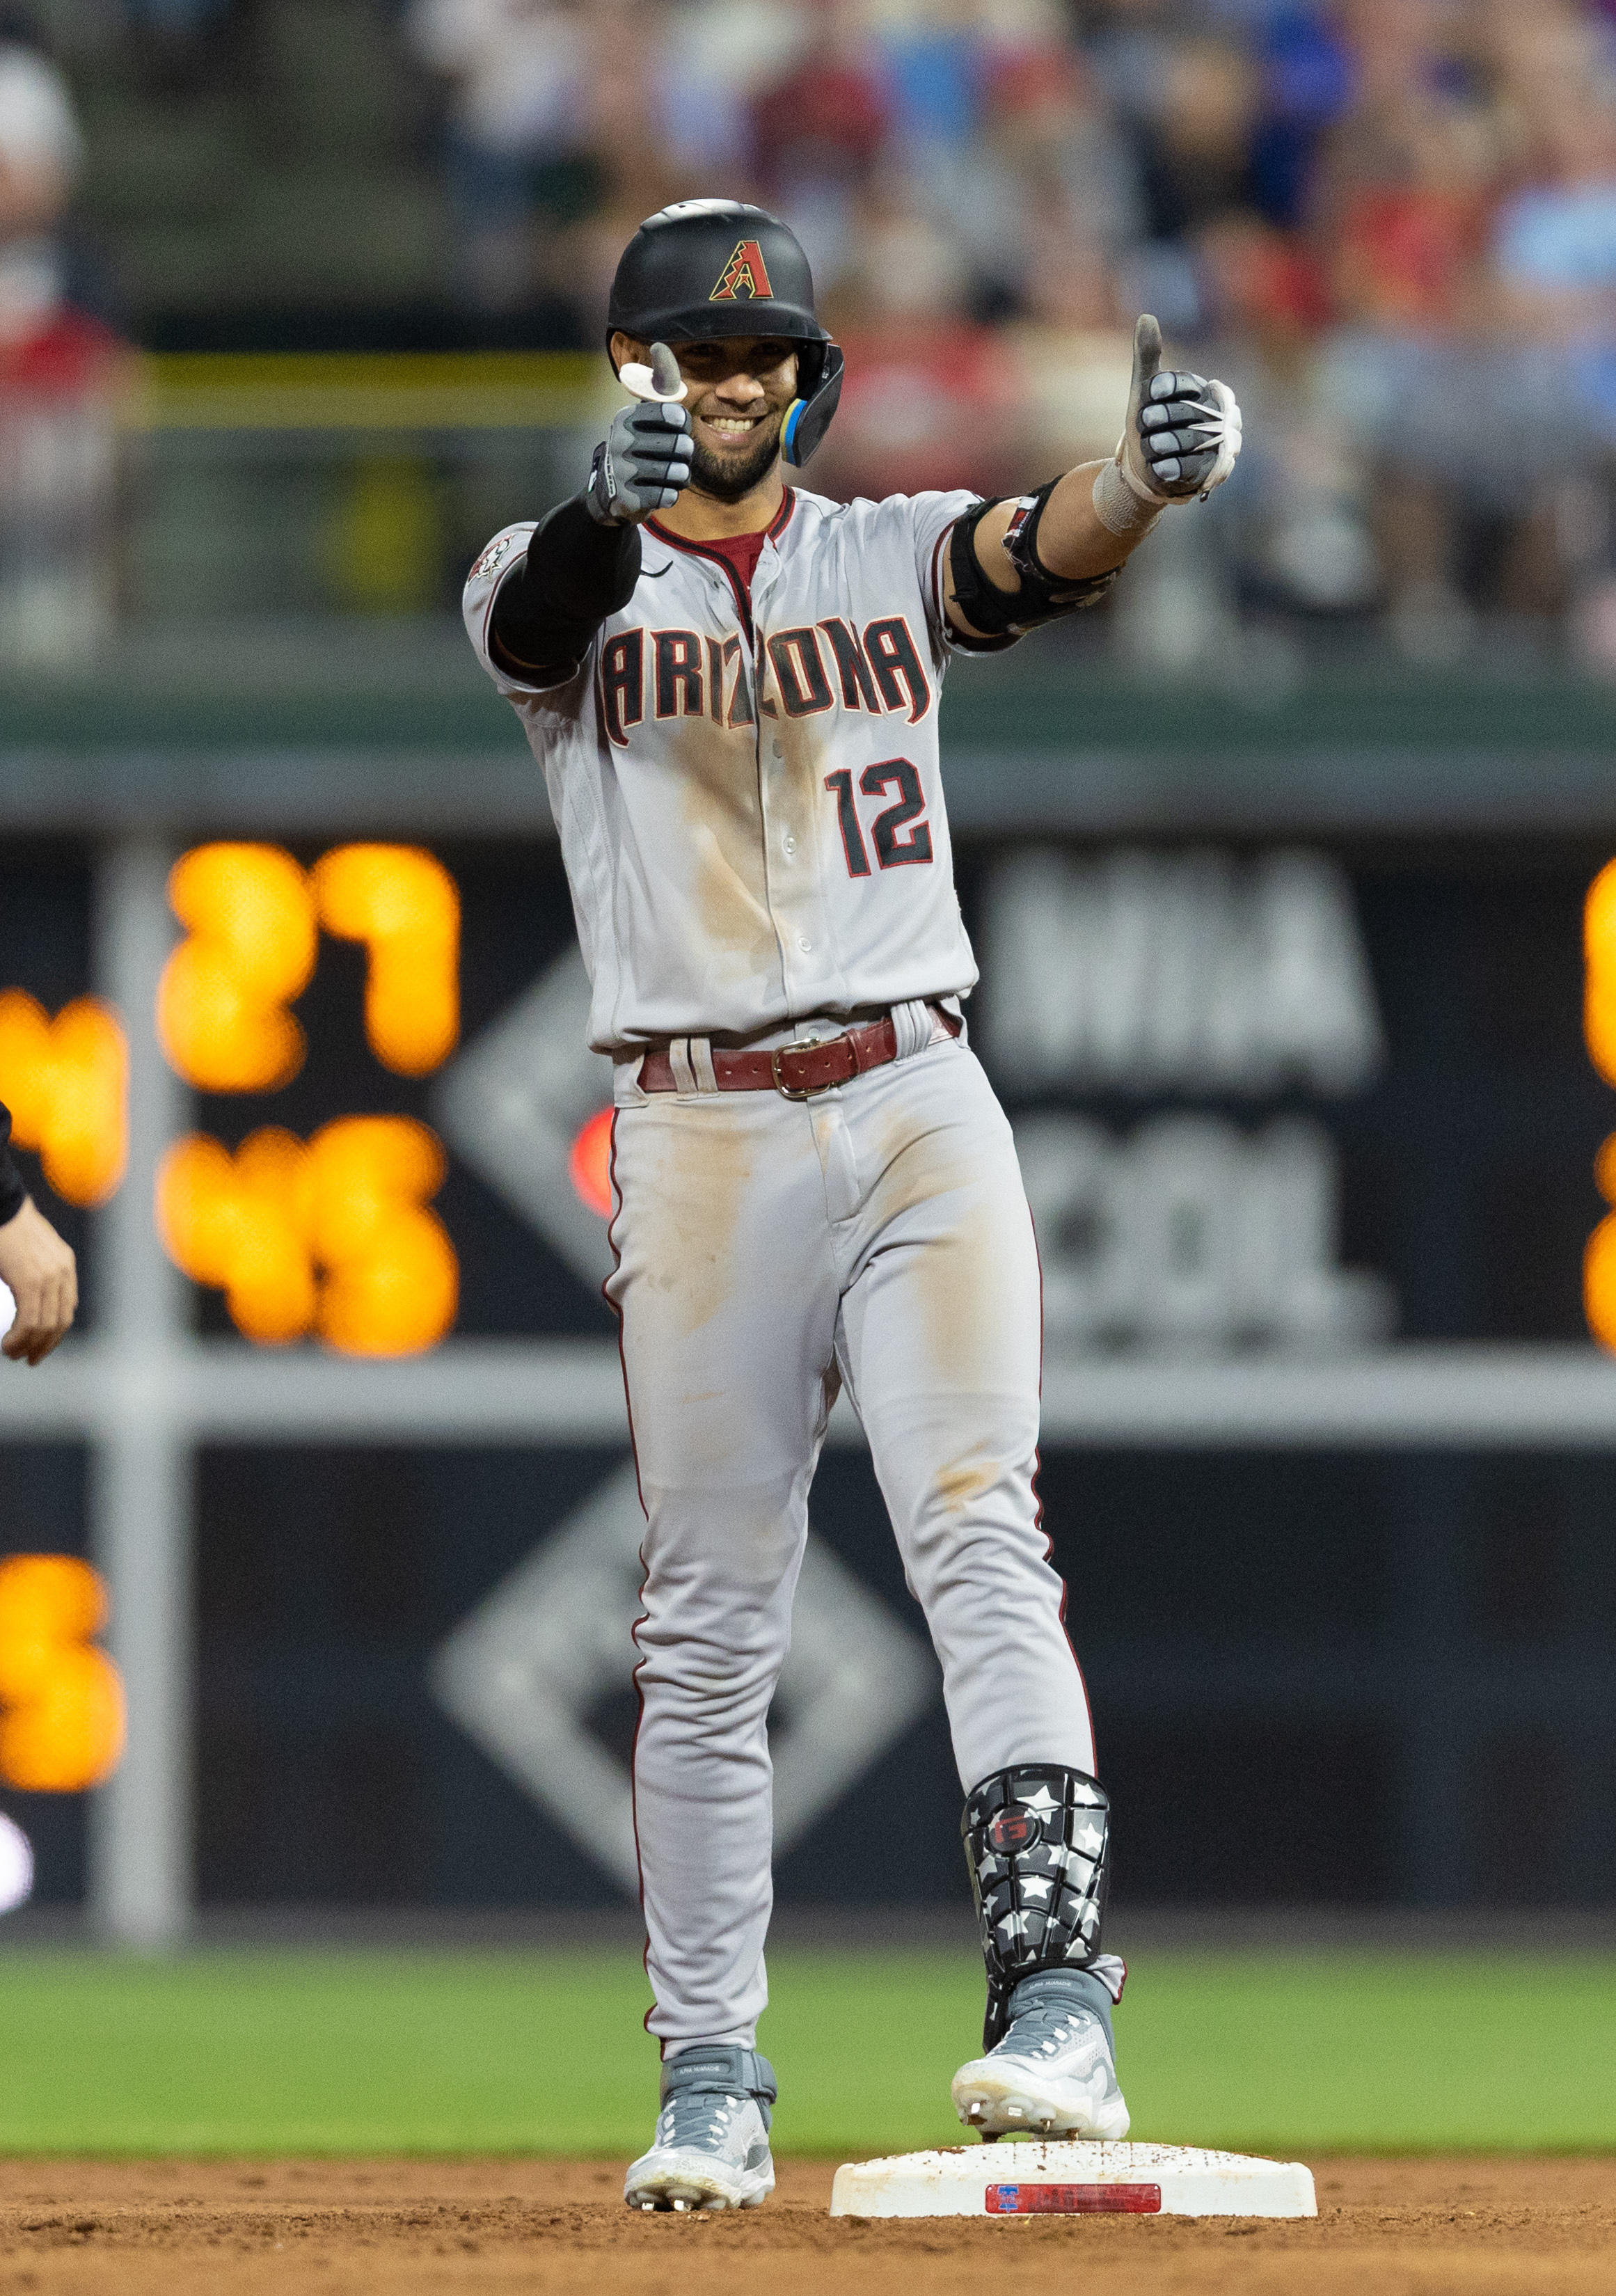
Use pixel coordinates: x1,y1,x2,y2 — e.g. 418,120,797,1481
0,2156,1613,2292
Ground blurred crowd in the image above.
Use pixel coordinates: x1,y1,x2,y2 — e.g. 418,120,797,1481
12,0,1616,660
397,0,1616,658
0,6,124,663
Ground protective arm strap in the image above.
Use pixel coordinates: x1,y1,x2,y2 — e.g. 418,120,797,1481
489,493,642,684
0,1102,25,1228
947,485,1120,646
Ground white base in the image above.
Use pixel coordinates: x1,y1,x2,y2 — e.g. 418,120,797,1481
830,2140,1316,2220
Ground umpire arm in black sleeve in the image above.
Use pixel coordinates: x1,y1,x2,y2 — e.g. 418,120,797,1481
0,1102,26,1228
489,498,642,686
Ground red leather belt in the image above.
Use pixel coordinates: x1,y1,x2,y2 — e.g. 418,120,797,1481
638,1008,956,1100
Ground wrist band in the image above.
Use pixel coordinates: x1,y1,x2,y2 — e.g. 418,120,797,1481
1092,457,1162,539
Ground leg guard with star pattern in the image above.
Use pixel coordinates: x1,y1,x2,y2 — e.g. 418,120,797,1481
963,1764,1113,2050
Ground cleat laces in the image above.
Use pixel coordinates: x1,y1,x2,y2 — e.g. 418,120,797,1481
992,2000,1099,2064
654,2087,748,2155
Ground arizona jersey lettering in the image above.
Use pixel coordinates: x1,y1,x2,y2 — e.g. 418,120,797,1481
464,486,985,1050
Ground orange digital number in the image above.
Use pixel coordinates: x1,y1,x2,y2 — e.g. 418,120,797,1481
0,1556,125,1794
159,842,460,1089
157,1116,458,1356
1585,861,1616,1084
158,844,319,1091
0,993,128,1205
1585,864,1616,1349
313,845,460,1076
1585,1134,1616,1350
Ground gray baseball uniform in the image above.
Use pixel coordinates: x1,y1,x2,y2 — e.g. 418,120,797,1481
464,484,1097,2050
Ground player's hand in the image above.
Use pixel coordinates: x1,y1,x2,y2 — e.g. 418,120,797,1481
585,344,693,525
1116,315,1242,507
0,1196,78,1366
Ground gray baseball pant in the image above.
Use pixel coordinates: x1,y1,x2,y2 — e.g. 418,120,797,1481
606,1022,1095,2050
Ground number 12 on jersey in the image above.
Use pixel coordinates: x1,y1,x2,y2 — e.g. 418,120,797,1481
825,761,934,878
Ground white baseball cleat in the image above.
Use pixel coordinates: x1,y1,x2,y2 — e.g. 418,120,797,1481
951,1972,1131,2140
624,2044,777,2212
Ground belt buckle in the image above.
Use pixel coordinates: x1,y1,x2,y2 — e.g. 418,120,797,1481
770,1034,837,1101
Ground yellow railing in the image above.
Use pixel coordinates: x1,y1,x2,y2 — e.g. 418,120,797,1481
131,349,612,431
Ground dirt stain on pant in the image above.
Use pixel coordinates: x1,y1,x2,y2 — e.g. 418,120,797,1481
934,1448,999,1517
914,1190,1020,1388
868,1106,1016,1387
626,1104,754,1338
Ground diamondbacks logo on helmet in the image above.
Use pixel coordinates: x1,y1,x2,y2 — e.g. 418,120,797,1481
710,238,775,302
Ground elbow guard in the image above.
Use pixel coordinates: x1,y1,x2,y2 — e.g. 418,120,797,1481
948,482,1120,643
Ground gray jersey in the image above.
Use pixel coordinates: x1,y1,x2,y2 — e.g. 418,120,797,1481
462,470,1101,2073
464,485,984,1049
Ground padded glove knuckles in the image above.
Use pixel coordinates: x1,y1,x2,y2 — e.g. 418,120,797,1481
586,397,692,526
1119,315,1242,506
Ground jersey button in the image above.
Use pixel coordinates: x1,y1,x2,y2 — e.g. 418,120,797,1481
783,834,797,855
798,937,812,953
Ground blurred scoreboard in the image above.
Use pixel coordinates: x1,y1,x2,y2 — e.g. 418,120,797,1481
3,823,1616,1915
7,830,1613,1350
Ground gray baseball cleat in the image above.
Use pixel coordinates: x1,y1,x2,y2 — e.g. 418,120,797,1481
624,2044,777,2212
951,1970,1131,2140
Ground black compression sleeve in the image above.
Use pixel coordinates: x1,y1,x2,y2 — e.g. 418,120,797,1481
0,1102,26,1227
489,495,642,683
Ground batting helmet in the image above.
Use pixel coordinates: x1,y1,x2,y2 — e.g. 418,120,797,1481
606,199,845,467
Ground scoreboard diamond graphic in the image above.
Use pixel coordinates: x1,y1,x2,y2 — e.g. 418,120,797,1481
430,1463,937,1893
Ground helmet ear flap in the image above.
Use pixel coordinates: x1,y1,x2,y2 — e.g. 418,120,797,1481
780,343,843,467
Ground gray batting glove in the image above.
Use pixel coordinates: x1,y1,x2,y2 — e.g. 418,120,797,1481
1122,314,1241,502
585,343,693,525
1093,315,1242,536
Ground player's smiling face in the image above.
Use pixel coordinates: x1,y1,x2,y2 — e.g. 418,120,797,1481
611,333,798,505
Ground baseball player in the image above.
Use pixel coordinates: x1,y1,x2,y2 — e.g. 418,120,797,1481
463,200,1240,2212
0,1103,78,1364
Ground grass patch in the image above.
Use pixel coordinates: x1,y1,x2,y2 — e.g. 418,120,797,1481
0,1944,1610,2155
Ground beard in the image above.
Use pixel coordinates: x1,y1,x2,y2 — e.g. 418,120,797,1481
689,416,783,504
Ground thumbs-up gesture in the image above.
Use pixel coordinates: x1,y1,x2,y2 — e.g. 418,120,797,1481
1116,315,1242,508
585,342,694,526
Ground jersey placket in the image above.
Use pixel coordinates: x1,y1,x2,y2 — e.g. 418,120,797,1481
750,539,843,1024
